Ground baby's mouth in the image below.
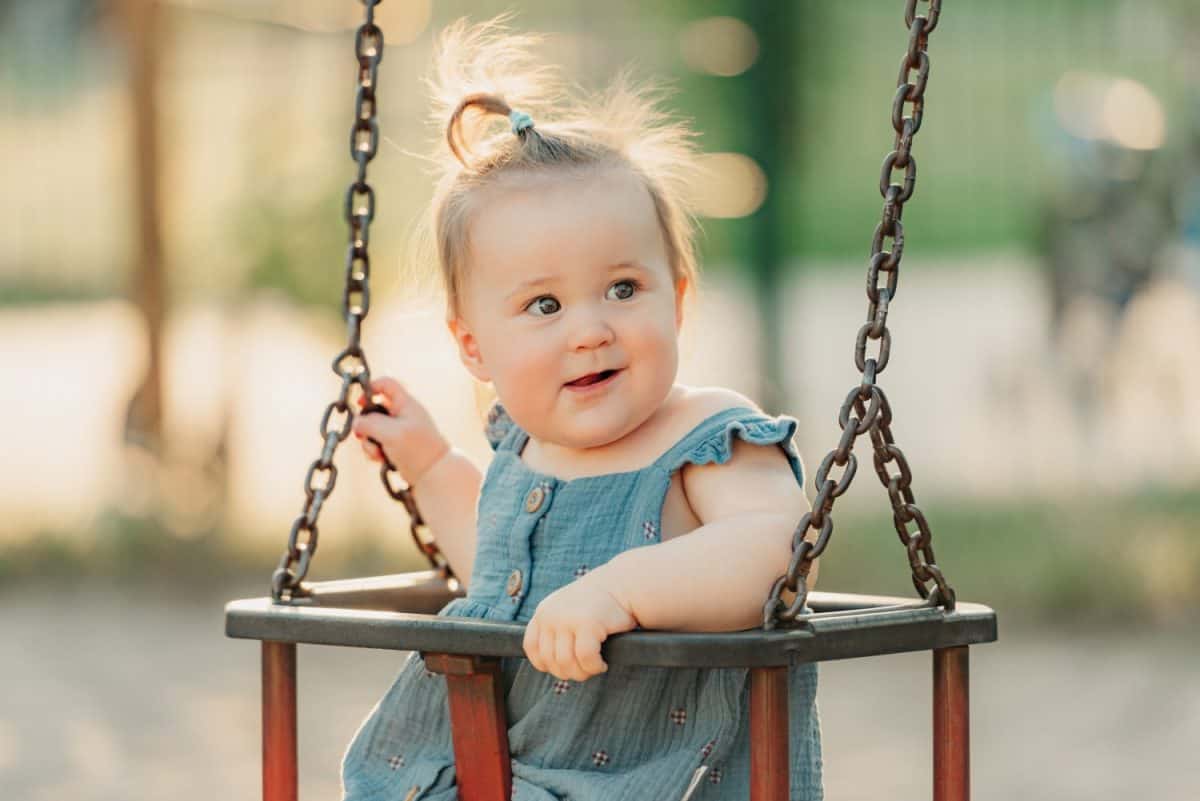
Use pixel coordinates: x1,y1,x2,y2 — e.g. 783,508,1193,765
565,369,621,388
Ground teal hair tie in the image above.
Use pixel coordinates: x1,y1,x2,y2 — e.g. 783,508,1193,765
508,109,534,134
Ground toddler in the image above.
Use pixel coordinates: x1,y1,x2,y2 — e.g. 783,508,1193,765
343,16,822,801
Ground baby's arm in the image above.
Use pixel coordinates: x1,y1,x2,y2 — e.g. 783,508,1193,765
407,448,483,587
590,436,812,633
352,378,483,587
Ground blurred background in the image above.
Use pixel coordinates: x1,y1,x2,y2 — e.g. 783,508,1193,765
3,0,1199,799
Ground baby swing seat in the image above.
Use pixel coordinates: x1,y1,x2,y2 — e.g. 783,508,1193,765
225,2,996,799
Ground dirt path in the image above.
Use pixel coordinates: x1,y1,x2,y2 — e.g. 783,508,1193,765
2,580,1197,800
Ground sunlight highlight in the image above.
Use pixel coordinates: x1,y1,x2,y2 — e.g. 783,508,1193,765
691,152,768,219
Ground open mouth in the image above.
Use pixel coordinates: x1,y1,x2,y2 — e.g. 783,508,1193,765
565,369,621,389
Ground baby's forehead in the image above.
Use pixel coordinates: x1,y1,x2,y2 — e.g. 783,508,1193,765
471,162,648,212
464,165,670,282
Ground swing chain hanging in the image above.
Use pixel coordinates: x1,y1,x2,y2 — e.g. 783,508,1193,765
764,0,955,629
272,0,454,603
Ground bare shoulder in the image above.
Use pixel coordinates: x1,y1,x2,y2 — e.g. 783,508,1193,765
667,385,762,429
674,386,807,525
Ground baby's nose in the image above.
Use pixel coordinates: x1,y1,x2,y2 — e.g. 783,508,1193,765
567,313,614,350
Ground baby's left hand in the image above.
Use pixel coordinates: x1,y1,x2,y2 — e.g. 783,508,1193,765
523,580,638,682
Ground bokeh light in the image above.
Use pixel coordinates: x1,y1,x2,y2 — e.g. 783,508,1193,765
1103,78,1167,150
679,16,759,77
691,152,768,218
1053,71,1166,150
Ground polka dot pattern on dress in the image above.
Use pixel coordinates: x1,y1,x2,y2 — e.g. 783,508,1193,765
388,754,405,770
591,750,610,767
552,679,571,695
642,520,658,540
670,707,687,726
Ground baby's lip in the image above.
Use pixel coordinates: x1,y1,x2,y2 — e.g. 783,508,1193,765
564,367,623,386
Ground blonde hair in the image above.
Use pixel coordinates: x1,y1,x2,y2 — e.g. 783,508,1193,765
419,14,703,314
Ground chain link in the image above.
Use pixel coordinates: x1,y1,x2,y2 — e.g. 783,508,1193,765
272,0,454,602
764,0,955,629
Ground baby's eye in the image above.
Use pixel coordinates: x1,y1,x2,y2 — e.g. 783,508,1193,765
605,280,640,301
525,295,561,316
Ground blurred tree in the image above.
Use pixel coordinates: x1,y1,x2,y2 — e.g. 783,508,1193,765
117,0,167,458
740,1,801,413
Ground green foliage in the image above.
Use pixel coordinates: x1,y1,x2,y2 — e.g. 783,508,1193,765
818,486,1200,626
236,179,351,310
0,278,119,307
666,0,1188,269
3,488,1197,628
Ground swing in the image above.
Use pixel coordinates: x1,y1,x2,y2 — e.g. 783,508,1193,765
225,2,996,799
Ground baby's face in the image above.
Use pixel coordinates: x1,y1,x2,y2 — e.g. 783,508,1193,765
449,165,685,451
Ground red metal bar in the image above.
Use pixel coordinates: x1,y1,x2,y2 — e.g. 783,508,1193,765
933,646,970,801
749,666,789,801
262,641,298,801
424,652,511,801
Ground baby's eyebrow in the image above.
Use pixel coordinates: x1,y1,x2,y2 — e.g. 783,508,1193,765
505,275,556,303
505,261,648,302
607,260,647,273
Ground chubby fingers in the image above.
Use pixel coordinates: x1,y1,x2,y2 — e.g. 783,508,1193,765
523,619,607,681
575,625,609,676
350,414,385,461
352,377,405,458
359,437,383,462
356,376,409,413
522,619,542,671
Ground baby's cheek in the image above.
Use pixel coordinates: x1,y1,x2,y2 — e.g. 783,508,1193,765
497,363,560,430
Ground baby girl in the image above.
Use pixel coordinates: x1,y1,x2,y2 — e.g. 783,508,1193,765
343,16,822,801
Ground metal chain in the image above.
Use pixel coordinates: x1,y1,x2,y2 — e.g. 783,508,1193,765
764,0,954,629
271,0,453,602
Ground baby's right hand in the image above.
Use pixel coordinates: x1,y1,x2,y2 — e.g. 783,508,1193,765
352,377,450,487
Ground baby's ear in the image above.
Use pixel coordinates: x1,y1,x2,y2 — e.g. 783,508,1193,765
446,315,491,382
674,276,689,331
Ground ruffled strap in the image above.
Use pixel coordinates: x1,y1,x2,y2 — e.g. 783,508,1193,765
655,406,806,487
483,401,520,452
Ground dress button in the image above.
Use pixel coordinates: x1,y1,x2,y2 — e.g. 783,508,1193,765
506,569,523,597
525,486,545,513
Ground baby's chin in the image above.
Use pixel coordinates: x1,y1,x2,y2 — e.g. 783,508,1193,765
531,412,651,453
533,426,624,452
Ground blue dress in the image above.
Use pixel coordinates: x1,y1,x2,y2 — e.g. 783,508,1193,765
341,403,823,800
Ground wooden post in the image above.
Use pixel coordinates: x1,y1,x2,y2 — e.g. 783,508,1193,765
933,646,969,801
424,653,511,801
117,0,167,455
262,641,298,801
749,666,789,801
